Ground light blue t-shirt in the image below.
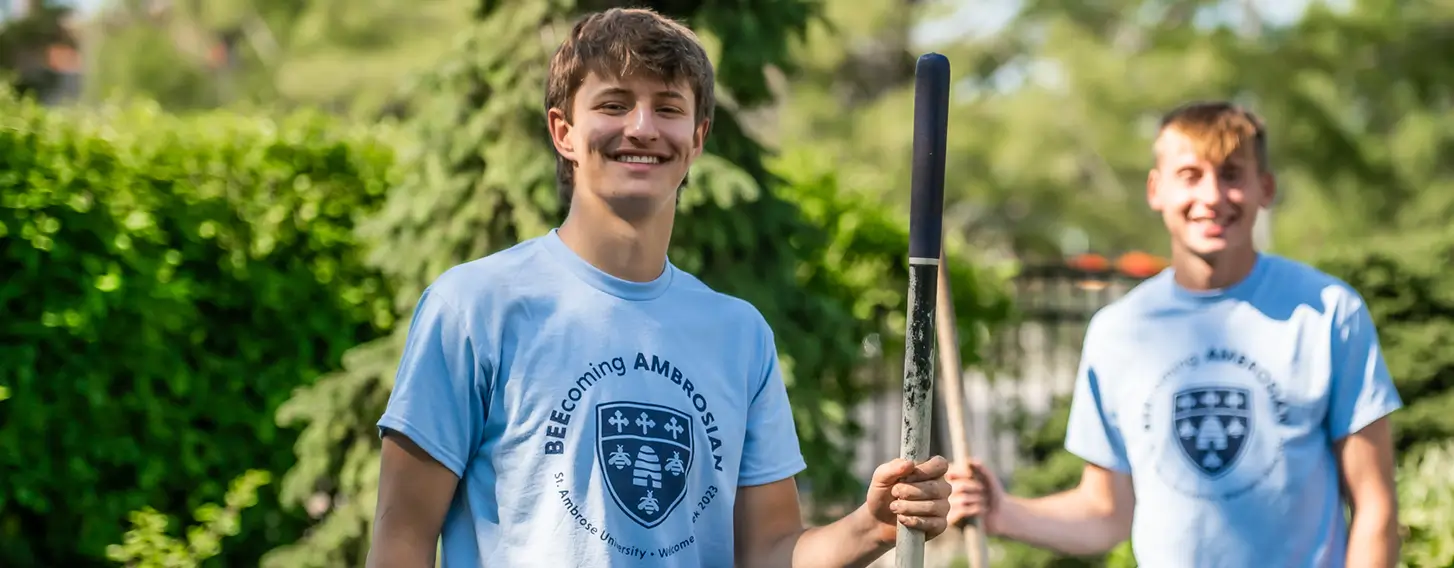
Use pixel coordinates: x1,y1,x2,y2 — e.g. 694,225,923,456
1065,253,1403,568
377,229,807,567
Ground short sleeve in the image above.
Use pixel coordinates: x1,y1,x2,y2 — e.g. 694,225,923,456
1326,293,1403,440
1064,333,1132,473
377,286,489,478
738,325,808,487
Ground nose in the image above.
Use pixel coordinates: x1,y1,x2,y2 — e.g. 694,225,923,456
1195,174,1229,206
624,104,660,142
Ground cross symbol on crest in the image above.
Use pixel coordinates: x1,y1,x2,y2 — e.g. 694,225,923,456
608,410,628,432
636,412,656,434
664,417,684,439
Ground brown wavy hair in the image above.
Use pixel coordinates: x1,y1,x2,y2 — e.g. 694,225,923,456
545,8,716,202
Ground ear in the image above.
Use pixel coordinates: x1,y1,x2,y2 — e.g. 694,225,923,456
548,107,579,163
1146,169,1162,211
1258,171,1277,209
689,118,711,160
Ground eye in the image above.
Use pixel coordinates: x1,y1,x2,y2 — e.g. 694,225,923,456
597,102,628,113
657,106,685,115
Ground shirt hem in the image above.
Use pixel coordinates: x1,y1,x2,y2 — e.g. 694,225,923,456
1064,446,1132,474
378,415,468,479
1331,400,1403,442
737,459,808,487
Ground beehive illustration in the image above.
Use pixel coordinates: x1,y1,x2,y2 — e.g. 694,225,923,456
632,445,663,489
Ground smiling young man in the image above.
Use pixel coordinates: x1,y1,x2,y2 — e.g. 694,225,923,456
365,8,951,568
946,101,1403,567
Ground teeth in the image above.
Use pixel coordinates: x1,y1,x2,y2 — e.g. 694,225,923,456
616,155,660,164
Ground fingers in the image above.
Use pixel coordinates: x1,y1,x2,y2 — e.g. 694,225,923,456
897,513,947,537
870,458,918,487
950,492,988,519
892,493,950,539
945,460,995,528
945,459,995,487
885,456,953,536
900,455,949,483
890,494,948,517
892,478,951,501
876,455,965,539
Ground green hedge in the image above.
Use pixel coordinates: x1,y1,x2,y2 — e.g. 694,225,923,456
0,90,397,567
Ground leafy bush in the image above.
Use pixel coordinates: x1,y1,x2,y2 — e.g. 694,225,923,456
106,470,272,568
1398,440,1454,568
0,89,396,566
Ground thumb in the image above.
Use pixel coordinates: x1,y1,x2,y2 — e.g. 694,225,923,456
970,461,1002,490
871,458,916,487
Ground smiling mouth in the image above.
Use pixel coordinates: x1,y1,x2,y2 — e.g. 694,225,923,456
1189,215,1236,226
611,154,665,165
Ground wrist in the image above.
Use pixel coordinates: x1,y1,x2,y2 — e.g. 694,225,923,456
987,494,1024,538
851,504,896,551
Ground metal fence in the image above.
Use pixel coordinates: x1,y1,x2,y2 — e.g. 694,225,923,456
848,262,1154,484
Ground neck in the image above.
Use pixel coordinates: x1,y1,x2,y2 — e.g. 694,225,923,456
557,191,676,283
1171,245,1258,291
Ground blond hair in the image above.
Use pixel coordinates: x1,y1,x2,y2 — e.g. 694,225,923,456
1155,101,1269,172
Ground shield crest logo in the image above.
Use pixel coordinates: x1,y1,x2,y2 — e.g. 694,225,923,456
596,401,694,529
1172,387,1252,479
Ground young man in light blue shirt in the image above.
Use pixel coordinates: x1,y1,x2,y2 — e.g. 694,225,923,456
364,8,953,568
948,101,1402,567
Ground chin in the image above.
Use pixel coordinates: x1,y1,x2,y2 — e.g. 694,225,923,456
1186,237,1255,261
1172,231,1218,254
590,185,676,219
613,174,683,198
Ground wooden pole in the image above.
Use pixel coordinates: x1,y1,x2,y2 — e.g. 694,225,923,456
935,251,990,568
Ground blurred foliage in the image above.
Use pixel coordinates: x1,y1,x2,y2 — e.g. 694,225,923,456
770,0,1454,265
0,88,397,567
79,0,477,116
105,470,272,568
1398,440,1454,568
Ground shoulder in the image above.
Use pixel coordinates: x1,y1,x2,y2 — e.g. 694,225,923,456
1084,270,1176,339
1256,254,1370,324
671,269,775,332
423,236,554,310
667,269,780,370
1262,253,1353,294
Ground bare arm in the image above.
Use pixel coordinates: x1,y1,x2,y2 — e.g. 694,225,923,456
734,458,951,568
994,463,1135,556
365,431,461,568
733,478,889,568
1336,416,1399,568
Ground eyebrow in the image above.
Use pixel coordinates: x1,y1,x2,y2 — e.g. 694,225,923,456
594,87,688,102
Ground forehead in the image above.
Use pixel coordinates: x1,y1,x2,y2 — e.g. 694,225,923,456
576,71,692,102
1154,128,1255,169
